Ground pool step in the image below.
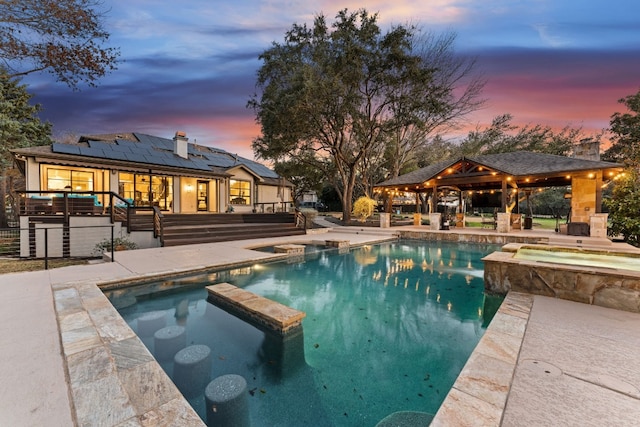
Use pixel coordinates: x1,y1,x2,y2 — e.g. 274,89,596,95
206,283,305,335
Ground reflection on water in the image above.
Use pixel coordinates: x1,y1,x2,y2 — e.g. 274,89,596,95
105,240,501,426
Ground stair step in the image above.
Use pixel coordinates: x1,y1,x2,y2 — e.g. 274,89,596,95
132,212,307,247
162,228,305,247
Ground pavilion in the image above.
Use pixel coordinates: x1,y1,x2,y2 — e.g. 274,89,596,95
374,150,624,235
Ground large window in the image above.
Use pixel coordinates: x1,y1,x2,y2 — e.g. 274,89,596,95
229,179,251,205
118,173,173,210
46,168,94,191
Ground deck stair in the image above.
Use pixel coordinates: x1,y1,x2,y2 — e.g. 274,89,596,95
159,213,305,247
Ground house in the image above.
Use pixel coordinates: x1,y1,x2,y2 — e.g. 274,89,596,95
12,131,293,214
11,132,296,256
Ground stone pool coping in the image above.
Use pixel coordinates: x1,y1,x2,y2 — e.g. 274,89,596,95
40,232,397,427
431,291,534,425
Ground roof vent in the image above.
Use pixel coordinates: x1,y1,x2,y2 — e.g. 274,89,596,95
173,131,189,159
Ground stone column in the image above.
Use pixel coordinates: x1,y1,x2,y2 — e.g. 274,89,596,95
496,212,511,233
413,213,422,226
429,213,441,230
589,213,608,238
379,212,390,228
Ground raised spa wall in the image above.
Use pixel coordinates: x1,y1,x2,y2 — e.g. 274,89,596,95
483,244,640,314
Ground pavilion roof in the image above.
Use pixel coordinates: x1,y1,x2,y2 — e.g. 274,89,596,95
375,151,623,191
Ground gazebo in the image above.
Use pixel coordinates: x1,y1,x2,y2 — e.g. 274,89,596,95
374,151,624,235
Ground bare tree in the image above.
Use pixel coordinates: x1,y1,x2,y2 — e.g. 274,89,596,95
0,0,119,88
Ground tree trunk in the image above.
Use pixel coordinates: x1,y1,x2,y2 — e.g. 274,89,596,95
341,169,358,223
0,174,8,228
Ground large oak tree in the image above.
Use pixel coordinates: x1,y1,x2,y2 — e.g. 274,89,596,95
249,9,483,221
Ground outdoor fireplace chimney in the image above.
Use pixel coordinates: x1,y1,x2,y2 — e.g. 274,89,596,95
173,131,189,159
572,138,600,161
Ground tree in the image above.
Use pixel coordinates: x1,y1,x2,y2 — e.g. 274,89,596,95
0,0,119,88
605,169,640,246
602,89,640,246
459,113,587,156
273,157,325,203
381,31,484,182
250,9,482,222
602,89,640,166
0,69,52,227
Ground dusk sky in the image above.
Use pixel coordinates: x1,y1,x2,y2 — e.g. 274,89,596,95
24,0,640,160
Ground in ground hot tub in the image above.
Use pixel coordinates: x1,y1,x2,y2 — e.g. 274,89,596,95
483,244,640,313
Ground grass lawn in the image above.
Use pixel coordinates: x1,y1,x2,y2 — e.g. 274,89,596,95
0,258,90,274
464,215,558,230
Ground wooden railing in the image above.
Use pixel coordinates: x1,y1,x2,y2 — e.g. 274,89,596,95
294,209,307,229
152,206,164,243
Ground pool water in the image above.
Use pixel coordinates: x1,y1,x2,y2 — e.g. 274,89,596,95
105,240,502,426
514,247,640,272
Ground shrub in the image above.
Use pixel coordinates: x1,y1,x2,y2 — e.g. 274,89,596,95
605,169,640,246
93,236,137,256
352,196,376,222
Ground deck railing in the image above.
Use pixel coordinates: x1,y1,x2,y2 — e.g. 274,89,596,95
0,224,118,269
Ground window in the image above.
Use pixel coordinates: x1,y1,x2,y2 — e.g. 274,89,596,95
229,179,251,205
46,168,94,191
118,173,173,210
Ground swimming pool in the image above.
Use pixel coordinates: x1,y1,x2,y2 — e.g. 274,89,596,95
105,240,502,426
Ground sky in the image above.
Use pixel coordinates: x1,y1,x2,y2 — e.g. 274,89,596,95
23,0,640,160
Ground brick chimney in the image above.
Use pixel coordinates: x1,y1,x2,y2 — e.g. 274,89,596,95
173,131,189,159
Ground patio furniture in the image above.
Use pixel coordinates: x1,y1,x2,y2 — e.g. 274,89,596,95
481,214,497,229
567,222,590,236
51,195,102,214
511,213,522,230
23,196,52,214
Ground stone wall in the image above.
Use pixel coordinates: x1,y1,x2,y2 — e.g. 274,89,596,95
484,250,640,313
571,176,597,223
398,230,543,245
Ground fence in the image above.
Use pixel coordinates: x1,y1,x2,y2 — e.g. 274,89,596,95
0,224,119,270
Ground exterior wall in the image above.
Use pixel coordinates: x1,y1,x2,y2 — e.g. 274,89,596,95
178,177,218,213
571,175,597,223
26,158,40,191
19,216,159,257
19,217,64,257
69,216,122,257
219,179,227,213
257,184,292,211
180,177,199,213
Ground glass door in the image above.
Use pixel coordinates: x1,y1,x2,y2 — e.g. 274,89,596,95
197,181,208,211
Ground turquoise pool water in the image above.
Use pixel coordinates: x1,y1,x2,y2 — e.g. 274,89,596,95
105,240,502,426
